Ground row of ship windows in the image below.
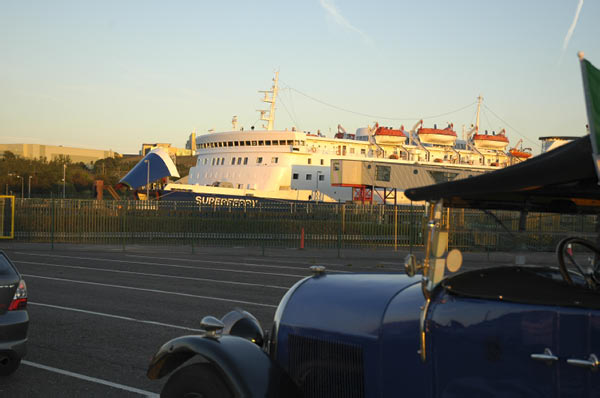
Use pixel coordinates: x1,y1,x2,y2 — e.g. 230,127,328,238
199,139,306,149
293,173,325,181
204,156,279,166
203,157,327,166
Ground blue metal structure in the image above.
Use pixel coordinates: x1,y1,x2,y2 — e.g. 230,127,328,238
148,135,600,398
119,148,180,190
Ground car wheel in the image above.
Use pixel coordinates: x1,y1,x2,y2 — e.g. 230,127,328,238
160,363,234,398
0,352,21,377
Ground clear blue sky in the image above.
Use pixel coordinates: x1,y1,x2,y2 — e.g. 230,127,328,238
1,0,599,154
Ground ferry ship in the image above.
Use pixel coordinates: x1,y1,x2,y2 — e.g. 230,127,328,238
160,74,529,206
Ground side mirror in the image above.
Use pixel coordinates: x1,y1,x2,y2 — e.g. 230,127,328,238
201,316,225,338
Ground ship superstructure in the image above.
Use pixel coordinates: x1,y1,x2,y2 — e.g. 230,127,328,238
164,77,529,204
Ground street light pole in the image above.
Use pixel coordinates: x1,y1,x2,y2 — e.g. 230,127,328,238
28,176,32,198
144,159,150,200
16,176,23,199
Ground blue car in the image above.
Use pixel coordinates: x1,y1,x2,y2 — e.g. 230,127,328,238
148,134,600,397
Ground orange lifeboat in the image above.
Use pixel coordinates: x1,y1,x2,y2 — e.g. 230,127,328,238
417,123,457,146
509,149,532,159
472,130,509,150
374,126,407,145
508,139,532,159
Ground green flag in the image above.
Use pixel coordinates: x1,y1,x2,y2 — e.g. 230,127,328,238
580,52,600,179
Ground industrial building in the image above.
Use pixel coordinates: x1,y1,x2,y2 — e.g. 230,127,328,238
0,143,118,164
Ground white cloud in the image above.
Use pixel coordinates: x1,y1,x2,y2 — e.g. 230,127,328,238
563,0,584,51
318,0,372,44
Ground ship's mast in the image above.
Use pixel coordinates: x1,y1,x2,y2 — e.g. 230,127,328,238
475,95,483,133
259,72,279,131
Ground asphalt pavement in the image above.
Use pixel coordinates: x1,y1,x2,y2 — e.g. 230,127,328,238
0,243,558,397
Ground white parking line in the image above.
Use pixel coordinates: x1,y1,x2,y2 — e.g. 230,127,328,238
29,302,204,332
22,360,158,397
22,274,278,308
379,261,401,266
243,256,362,267
126,254,352,272
14,252,307,278
126,254,307,270
16,260,290,290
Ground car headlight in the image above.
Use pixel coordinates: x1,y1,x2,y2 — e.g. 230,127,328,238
221,309,264,347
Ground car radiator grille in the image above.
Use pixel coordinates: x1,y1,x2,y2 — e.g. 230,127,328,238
287,334,365,398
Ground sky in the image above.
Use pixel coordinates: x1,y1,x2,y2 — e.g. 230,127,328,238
1,0,599,155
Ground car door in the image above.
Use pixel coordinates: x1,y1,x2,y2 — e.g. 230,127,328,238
428,292,559,398
558,308,600,398
588,310,600,398
555,308,590,397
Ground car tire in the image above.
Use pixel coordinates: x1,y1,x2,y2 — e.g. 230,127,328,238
0,352,21,377
160,363,234,398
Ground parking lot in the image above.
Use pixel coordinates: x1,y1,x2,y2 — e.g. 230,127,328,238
0,244,413,397
0,243,558,397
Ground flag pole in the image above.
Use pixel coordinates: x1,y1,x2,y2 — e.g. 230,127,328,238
578,51,600,183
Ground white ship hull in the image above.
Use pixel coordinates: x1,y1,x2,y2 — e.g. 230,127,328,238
162,183,336,205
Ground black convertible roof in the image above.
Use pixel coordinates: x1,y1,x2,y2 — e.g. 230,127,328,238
404,135,600,214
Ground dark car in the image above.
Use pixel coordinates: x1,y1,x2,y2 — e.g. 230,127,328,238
0,251,29,376
147,135,600,397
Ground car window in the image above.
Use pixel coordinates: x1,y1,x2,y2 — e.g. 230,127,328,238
0,253,18,277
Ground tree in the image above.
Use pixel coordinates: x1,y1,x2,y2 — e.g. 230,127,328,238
2,151,16,160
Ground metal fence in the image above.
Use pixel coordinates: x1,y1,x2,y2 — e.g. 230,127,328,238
12,199,599,252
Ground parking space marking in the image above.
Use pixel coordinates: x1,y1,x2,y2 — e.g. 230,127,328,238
29,302,204,332
22,274,278,308
22,360,158,397
14,252,306,278
126,254,352,272
126,254,307,270
243,256,366,268
16,260,290,290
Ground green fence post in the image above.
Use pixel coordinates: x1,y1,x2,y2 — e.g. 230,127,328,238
122,203,126,252
337,204,343,258
261,209,266,256
409,202,413,254
51,197,55,250
190,212,195,254
27,199,32,243
394,205,398,252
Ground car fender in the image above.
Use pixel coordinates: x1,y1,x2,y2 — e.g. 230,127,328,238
147,334,299,398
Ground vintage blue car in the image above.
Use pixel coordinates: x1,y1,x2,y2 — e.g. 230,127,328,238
147,134,600,397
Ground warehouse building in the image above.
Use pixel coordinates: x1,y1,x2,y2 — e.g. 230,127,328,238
0,143,118,164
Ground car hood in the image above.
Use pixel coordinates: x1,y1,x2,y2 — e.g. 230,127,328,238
279,273,420,339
